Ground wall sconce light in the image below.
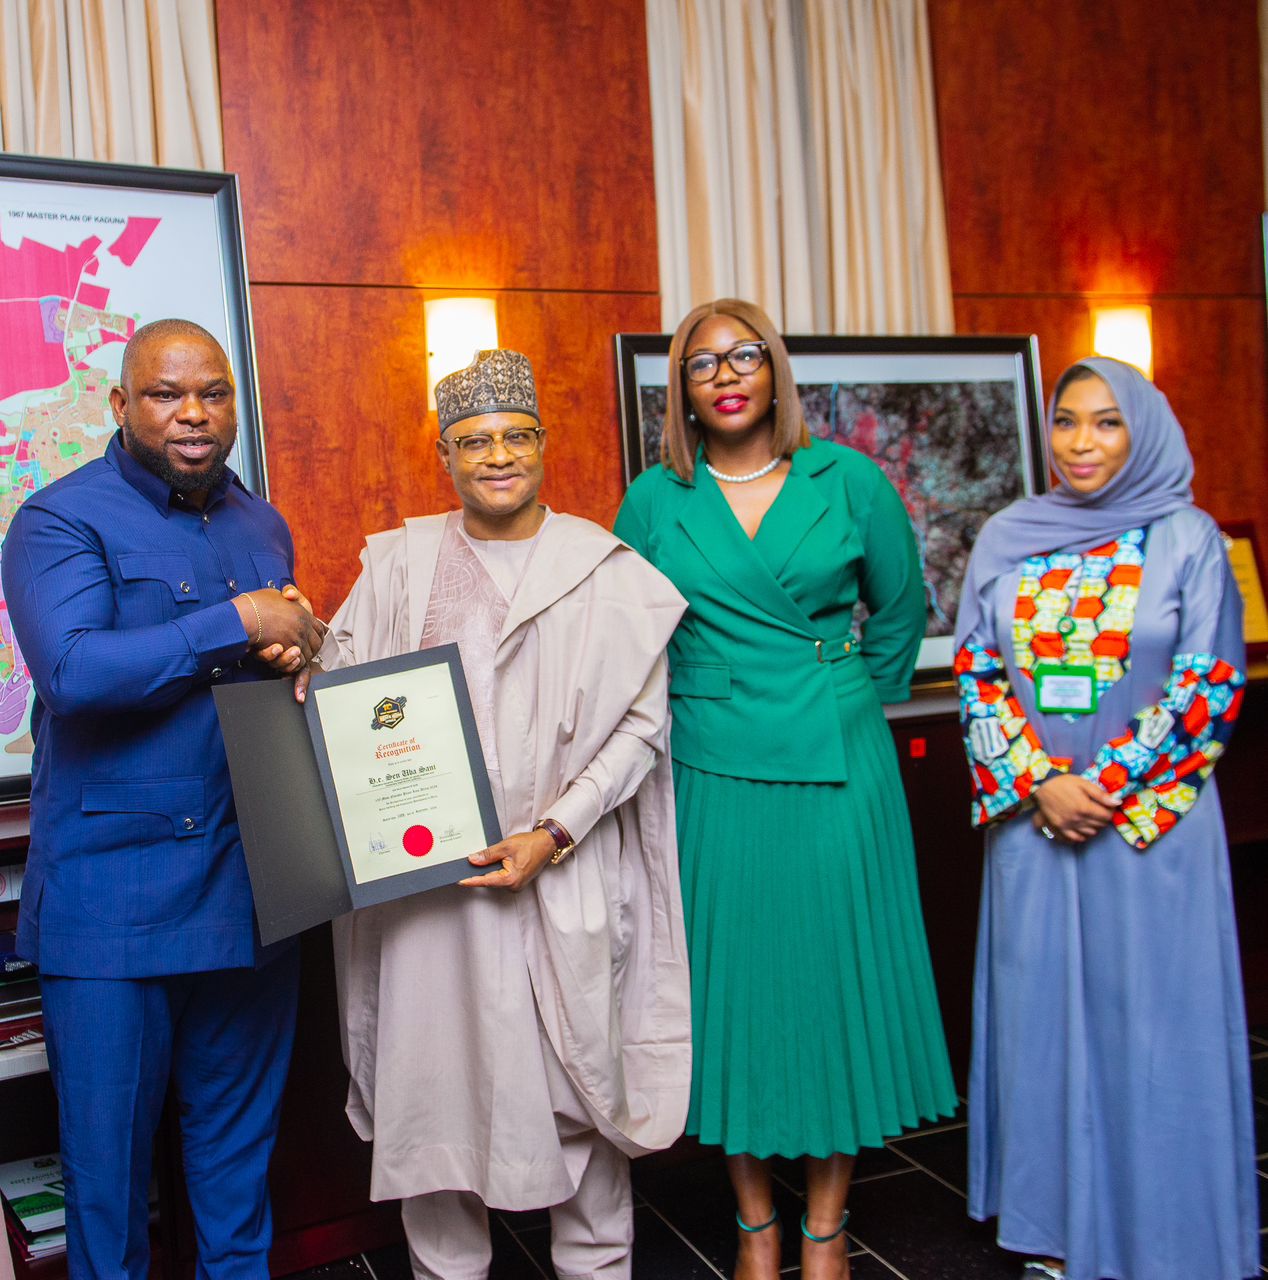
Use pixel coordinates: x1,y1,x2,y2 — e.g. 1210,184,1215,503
425,297,499,410
1091,304,1153,380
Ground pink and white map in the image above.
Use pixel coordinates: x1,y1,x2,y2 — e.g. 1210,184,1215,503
0,176,235,783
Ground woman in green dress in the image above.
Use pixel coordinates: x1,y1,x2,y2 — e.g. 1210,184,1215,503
614,299,955,1280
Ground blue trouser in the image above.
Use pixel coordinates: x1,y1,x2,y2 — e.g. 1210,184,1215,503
40,948,299,1280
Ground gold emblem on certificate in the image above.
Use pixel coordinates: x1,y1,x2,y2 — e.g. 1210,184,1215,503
371,695,407,730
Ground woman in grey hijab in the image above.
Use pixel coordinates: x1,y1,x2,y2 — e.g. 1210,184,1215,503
953,357,1258,1280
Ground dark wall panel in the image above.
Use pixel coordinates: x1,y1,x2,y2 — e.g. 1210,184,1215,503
930,0,1262,298
931,0,1267,536
1150,296,1268,527
252,283,660,617
218,0,663,617
218,0,659,293
501,289,663,531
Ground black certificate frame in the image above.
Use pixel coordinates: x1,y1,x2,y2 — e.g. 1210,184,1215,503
303,644,503,910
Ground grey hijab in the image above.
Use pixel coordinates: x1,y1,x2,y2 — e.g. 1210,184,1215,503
954,356,1194,648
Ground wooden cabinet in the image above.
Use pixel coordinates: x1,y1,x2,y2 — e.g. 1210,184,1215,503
0,824,63,1280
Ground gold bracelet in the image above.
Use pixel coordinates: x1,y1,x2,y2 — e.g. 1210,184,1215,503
245,593,263,647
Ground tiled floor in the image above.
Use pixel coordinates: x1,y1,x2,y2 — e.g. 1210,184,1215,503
291,1030,1268,1280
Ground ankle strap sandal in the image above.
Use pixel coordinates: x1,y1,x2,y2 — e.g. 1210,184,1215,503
736,1208,780,1233
800,1210,849,1243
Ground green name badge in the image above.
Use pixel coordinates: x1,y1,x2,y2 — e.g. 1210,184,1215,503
1034,662,1098,715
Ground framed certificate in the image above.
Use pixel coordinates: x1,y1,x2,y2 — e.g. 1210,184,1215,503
1220,520,1268,658
305,646,501,906
214,644,502,943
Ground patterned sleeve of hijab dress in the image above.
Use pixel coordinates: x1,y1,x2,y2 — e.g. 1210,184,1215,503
1081,520,1246,850
955,579,1070,828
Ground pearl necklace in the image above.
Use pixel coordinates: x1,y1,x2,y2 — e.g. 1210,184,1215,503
704,456,781,484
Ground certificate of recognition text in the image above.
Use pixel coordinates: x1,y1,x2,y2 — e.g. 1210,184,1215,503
311,659,490,885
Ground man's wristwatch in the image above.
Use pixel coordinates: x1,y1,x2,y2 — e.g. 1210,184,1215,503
533,818,576,864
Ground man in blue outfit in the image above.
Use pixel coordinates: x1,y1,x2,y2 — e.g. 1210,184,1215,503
2,318,325,1280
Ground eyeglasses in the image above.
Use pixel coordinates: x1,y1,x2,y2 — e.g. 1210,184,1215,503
681,341,769,384
443,426,545,460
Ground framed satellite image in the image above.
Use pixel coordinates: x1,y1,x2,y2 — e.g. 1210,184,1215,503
615,333,1047,679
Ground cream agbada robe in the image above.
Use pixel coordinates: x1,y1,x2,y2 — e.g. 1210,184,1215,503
319,511,691,1207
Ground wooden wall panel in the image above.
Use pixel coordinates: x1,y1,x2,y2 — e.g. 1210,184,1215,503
250,284,431,617
952,295,1092,398
217,0,424,286
931,0,1268,537
252,283,660,618
953,294,1268,530
218,0,659,294
499,289,663,529
1150,296,1268,527
929,0,1263,298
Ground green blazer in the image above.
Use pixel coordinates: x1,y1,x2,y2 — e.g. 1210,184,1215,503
613,438,925,783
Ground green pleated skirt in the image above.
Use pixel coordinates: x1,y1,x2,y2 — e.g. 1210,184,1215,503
674,711,956,1158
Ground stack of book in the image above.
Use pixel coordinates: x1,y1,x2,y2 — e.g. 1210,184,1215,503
0,863,22,905
0,931,40,1054
0,1154,65,1261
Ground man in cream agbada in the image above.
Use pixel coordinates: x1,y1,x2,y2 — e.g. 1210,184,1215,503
314,349,691,1280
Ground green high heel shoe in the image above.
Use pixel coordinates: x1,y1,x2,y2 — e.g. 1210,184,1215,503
736,1208,780,1235
800,1209,849,1243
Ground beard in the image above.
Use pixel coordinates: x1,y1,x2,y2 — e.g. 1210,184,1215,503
122,421,232,495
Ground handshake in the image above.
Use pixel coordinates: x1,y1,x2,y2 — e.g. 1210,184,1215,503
231,584,327,696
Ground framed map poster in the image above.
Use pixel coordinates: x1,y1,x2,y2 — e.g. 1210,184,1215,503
615,333,1047,680
0,154,266,801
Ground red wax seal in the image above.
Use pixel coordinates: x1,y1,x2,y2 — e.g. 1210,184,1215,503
402,825,434,858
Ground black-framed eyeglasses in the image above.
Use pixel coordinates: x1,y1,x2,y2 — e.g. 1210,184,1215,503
680,341,769,384
442,426,545,460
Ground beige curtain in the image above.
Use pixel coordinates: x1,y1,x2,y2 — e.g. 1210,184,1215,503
646,0,954,335
0,0,222,168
